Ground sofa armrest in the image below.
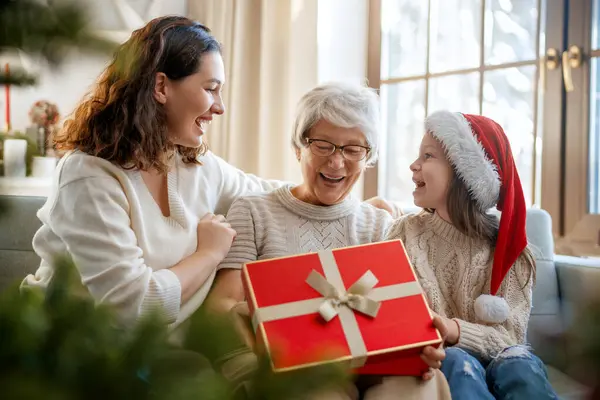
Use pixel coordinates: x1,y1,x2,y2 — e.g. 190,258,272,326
554,255,600,386
555,255,600,268
556,255,600,307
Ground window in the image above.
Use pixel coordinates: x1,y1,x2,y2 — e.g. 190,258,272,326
556,0,600,256
367,0,600,256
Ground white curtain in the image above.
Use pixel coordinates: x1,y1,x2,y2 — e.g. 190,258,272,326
188,0,319,182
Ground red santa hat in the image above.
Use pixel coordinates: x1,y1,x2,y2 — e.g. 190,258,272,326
425,110,528,324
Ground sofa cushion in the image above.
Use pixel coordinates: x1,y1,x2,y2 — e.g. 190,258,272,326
0,195,46,291
0,250,41,291
555,257,600,384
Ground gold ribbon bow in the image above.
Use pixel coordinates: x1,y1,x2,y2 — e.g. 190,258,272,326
306,269,381,322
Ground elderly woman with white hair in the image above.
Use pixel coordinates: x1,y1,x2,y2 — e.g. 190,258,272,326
204,82,450,399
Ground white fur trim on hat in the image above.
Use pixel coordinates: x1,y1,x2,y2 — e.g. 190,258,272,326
474,294,510,324
425,110,501,210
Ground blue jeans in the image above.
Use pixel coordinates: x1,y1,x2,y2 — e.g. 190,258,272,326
440,346,559,400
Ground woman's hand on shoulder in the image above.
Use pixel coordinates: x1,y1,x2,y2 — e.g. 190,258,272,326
196,213,237,263
365,196,398,216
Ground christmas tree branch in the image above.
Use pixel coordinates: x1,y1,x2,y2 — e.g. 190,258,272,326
0,254,350,399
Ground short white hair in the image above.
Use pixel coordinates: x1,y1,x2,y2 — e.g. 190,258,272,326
291,82,381,165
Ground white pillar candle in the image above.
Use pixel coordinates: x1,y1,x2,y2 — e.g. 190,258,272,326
3,138,27,177
31,156,57,177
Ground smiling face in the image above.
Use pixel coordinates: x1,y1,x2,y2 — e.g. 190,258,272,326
154,51,225,148
410,132,454,217
293,119,368,206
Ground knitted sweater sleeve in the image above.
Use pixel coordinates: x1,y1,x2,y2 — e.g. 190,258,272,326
32,176,181,325
210,152,288,215
454,255,534,361
218,197,258,270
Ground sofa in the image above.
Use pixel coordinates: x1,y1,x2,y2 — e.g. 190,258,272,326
1,194,599,399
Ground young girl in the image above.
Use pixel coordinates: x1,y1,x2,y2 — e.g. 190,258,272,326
386,110,558,399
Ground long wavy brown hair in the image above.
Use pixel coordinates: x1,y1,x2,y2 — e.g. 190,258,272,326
427,172,536,288
54,16,221,172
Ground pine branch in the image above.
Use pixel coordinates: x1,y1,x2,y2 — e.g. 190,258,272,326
0,255,351,399
184,309,350,399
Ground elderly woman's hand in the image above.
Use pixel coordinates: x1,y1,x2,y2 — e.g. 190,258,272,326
230,301,257,351
214,302,259,393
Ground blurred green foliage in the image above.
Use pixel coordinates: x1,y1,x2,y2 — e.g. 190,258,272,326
0,256,348,399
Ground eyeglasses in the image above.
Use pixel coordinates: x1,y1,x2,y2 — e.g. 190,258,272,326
305,138,370,161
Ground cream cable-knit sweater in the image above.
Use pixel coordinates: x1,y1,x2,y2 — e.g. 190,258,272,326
218,185,394,269
386,211,534,361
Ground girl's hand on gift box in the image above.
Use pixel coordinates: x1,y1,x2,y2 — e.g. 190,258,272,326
431,312,460,346
420,313,458,380
420,344,445,380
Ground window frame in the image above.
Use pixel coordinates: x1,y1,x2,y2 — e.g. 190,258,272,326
539,0,566,237
557,0,600,256
365,0,599,255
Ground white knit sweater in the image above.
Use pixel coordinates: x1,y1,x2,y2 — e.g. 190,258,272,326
22,150,282,328
386,211,534,361
218,185,394,269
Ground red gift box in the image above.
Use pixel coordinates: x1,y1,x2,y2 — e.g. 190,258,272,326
242,240,442,375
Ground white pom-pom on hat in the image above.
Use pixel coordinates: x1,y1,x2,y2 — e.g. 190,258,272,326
474,294,510,324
